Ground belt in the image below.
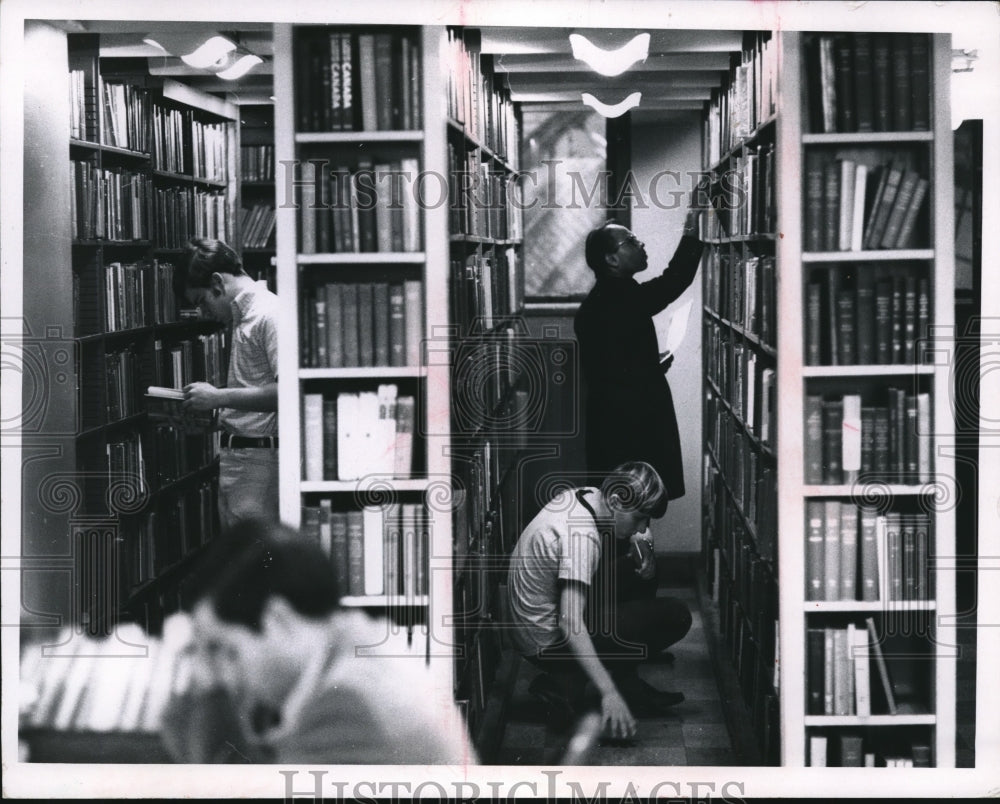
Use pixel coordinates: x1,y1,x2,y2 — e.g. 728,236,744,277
220,433,279,449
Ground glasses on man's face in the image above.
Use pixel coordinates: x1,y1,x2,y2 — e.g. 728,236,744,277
613,233,642,251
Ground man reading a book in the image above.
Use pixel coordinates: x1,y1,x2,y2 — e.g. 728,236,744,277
180,238,280,529
507,461,691,738
160,520,475,764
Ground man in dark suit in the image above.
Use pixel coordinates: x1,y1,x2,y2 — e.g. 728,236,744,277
573,192,704,647
574,205,703,500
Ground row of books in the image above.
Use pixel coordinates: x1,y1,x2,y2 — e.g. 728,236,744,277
148,424,218,488
68,69,92,141
445,29,520,167
807,33,931,134
703,32,776,166
101,260,180,333
804,157,929,252
715,560,780,763
806,502,932,602
809,732,931,767
300,280,423,369
105,347,139,422
706,331,777,447
298,158,422,254
804,391,932,485
106,432,146,494
238,203,276,249
451,331,536,436
448,146,522,241
718,504,778,643
71,161,151,242
704,252,776,349
152,186,195,249
191,190,228,242
300,501,428,598
302,386,417,482
152,331,227,391
295,29,422,132
21,623,180,734
806,270,930,366
806,618,928,718
240,144,275,182
712,144,776,239
190,120,228,184
151,104,187,175
127,480,217,591
101,80,151,152
450,250,520,333
705,425,777,563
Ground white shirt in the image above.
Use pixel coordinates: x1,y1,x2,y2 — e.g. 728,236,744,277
219,282,279,437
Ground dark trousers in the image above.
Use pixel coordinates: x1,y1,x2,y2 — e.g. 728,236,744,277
527,554,692,701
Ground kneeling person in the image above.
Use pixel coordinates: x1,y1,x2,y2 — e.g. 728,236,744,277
507,461,692,738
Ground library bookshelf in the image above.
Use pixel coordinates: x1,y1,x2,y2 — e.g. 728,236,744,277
774,30,956,767
24,30,239,641
20,23,238,757
701,30,781,766
273,24,452,692
237,103,277,291
442,26,525,756
273,23,525,752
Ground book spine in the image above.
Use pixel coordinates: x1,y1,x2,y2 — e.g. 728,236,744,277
839,504,859,600
322,397,338,480
346,509,365,595
822,399,844,484
804,394,824,484
822,161,840,252
890,34,912,131
806,500,825,601
853,33,875,132
823,501,842,601
303,393,324,482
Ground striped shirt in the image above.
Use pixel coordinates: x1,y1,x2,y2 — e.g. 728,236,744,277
219,282,279,437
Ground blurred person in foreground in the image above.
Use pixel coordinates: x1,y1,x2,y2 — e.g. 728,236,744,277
159,520,476,764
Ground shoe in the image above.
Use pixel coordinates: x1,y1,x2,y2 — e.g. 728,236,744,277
650,649,676,664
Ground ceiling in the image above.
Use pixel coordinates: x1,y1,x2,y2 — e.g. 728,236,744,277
56,21,741,120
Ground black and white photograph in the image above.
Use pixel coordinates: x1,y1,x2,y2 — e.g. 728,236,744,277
2,0,998,798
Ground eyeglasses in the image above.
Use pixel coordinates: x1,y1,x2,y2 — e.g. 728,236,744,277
613,233,642,250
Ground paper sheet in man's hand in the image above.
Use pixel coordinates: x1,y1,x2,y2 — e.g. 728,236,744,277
656,299,693,356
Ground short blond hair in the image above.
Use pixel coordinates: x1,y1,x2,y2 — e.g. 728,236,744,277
601,461,668,519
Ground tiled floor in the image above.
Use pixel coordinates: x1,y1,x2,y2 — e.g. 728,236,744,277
494,584,741,766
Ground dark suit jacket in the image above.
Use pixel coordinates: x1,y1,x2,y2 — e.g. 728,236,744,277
574,235,703,500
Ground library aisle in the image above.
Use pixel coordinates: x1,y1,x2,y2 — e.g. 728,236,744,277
496,575,742,766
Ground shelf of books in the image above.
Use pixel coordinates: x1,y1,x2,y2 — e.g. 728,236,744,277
238,103,277,291
274,24,453,680
441,26,527,756
775,31,955,767
20,25,240,762
58,35,240,638
701,30,781,766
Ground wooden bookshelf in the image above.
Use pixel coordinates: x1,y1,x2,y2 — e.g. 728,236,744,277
775,31,956,768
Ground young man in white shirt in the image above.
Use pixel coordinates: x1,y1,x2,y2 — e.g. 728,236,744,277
181,238,280,530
